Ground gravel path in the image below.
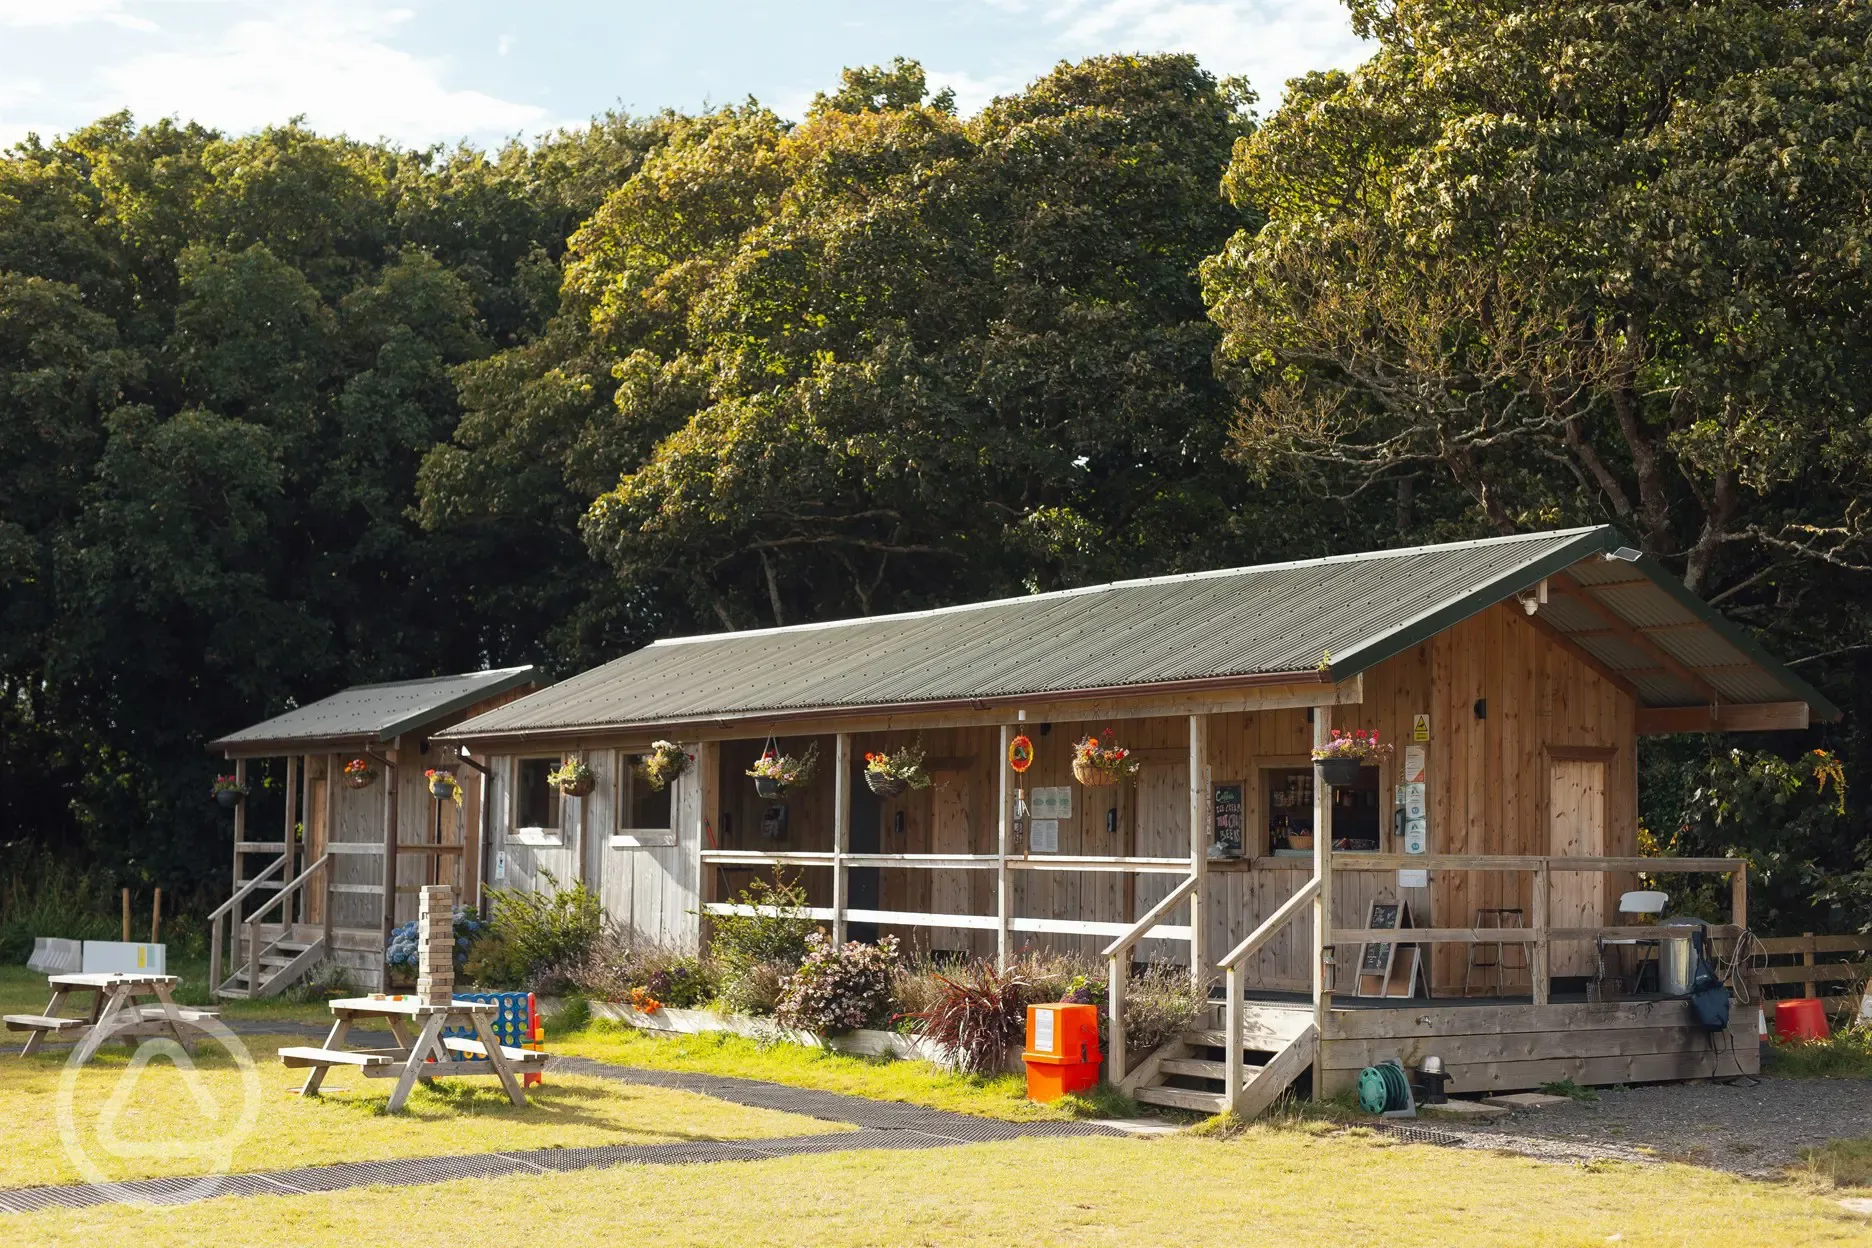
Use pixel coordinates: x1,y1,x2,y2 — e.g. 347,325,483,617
1433,1077,1872,1176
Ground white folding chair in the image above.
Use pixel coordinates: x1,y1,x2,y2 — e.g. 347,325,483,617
1595,889,1668,996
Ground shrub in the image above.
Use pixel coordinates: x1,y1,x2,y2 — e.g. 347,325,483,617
0,860,122,963
775,933,900,1034
716,957,794,1016
385,907,486,975
640,948,714,1008
1123,959,1210,1055
908,957,1035,1074
462,934,529,988
1012,947,1106,1009
709,872,816,1007
486,869,605,983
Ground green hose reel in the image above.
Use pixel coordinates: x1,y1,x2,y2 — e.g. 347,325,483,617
1357,1061,1413,1114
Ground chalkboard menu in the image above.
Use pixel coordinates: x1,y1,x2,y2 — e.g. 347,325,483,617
1211,782,1244,857
1360,901,1403,973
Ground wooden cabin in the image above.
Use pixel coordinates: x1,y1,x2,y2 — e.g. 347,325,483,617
207,666,536,997
439,528,1837,1113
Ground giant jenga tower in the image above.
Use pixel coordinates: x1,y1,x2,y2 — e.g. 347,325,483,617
416,884,455,1007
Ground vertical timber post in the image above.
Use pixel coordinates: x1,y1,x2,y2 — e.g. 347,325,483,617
997,723,1012,970
322,753,336,951
1312,705,1334,1033
1731,861,1748,934
833,733,851,945
382,743,400,983
1531,860,1551,1006
283,754,299,926
1187,713,1209,989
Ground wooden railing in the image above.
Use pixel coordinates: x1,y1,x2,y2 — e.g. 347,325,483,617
1328,854,1748,1004
207,854,286,993
214,853,329,998
1215,877,1320,1102
1100,872,1201,1084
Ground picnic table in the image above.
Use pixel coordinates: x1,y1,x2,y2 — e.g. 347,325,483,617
281,995,548,1113
4,971,214,1057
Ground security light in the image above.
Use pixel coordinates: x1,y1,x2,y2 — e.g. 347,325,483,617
1606,546,1642,562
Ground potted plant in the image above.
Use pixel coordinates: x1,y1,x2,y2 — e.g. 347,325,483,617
1313,729,1392,787
638,740,690,792
864,743,932,798
1071,731,1142,787
342,757,378,790
425,767,463,803
548,758,595,797
747,742,819,798
211,775,248,808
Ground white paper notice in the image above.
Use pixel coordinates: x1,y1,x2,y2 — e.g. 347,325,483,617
1398,868,1428,890
1031,786,1073,821
1030,819,1060,853
1403,745,1427,784
1034,1008,1055,1053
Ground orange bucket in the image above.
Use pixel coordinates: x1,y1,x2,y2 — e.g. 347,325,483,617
1774,997,1830,1042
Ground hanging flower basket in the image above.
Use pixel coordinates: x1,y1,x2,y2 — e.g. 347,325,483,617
342,758,378,790
426,768,463,803
211,775,247,808
1312,729,1391,788
864,743,930,799
548,758,595,797
748,741,818,798
1071,731,1141,788
638,740,690,792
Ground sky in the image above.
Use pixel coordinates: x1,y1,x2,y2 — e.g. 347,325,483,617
0,0,1369,150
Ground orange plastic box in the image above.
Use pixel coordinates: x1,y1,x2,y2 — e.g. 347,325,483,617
1775,997,1830,1042
1022,1002,1101,1102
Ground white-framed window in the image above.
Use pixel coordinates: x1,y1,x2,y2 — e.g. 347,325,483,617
512,756,563,845
611,748,676,848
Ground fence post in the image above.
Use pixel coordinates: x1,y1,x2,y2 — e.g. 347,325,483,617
1107,951,1128,1085
1804,932,1816,999
1187,713,1209,989
1731,862,1748,933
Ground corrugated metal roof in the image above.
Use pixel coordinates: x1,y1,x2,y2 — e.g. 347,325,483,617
441,527,1839,742
211,667,538,755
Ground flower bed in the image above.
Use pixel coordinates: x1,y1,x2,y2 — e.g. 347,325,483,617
582,1000,1023,1072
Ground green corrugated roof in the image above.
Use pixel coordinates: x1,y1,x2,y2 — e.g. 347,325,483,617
440,527,1838,741
212,667,538,756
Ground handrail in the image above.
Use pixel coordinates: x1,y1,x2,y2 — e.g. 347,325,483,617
1217,876,1320,971
246,853,330,928
208,855,287,921
1103,871,1201,1084
1101,873,1201,959
1219,876,1320,1108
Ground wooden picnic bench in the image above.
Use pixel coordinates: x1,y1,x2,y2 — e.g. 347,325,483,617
284,995,548,1113
3,972,215,1057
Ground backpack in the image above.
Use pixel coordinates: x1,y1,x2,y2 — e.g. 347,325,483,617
1685,926,1730,1033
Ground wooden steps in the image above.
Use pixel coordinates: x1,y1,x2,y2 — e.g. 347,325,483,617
1133,1084,1229,1113
1124,1003,1319,1120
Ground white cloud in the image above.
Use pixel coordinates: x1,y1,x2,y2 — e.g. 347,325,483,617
924,68,1026,118
89,2,555,146
0,0,157,30
988,0,1367,104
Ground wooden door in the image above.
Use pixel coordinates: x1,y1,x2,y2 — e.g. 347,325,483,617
1548,758,1606,977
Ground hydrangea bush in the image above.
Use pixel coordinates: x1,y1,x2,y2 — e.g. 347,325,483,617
386,907,485,974
774,932,899,1034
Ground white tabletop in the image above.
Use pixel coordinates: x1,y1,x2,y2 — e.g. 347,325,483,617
328,995,498,1017
48,972,179,988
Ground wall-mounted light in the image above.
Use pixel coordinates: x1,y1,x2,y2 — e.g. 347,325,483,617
1515,578,1549,615
1473,698,1487,720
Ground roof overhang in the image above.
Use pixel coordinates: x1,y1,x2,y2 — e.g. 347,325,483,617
211,666,540,758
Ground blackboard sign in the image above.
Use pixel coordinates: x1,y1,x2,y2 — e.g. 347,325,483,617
1212,782,1244,857
1360,901,1402,974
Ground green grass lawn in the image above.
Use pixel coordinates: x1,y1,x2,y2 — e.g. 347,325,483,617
550,1017,1135,1122
12,1127,1872,1247
0,1029,844,1188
